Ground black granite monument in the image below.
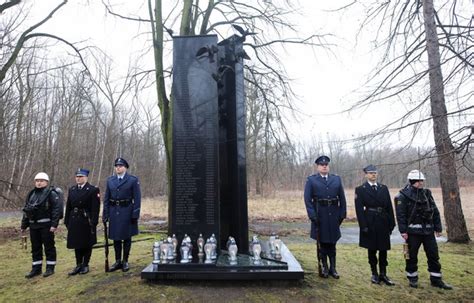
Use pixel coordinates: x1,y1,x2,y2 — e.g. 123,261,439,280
141,34,303,280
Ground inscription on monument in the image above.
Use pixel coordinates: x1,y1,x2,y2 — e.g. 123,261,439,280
171,35,219,241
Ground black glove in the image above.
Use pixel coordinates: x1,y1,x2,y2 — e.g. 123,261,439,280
102,217,108,223
131,218,138,224
361,227,369,233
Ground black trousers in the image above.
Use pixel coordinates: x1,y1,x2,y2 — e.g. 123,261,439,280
320,242,336,257
30,227,56,267
406,233,441,279
368,249,388,268
74,247,93,266
113,238,132,262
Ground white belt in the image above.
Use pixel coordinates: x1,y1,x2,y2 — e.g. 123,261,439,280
409,224,432,228
30,218,51,223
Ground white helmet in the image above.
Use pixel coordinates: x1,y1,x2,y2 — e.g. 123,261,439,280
407,169,425,181
34,172,49,181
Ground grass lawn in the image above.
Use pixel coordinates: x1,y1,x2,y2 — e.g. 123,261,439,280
0,216,472,302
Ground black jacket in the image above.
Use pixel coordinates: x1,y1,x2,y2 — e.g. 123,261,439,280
355,182,395,250
65,182,100,248
395,185,442,235
21,187,63,229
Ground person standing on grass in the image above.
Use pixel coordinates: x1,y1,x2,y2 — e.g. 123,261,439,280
394,169,452,290
304,155,347,279
64,168,100,275
355,164,396,285
102,157,141,272
21,172,63,278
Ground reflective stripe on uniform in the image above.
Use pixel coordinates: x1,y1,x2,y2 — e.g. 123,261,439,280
408,224,432,228
29,218,51,223
430,272,442,277
406,271,418,277
37,218,51,223
32,260,42,265
46,260,56,265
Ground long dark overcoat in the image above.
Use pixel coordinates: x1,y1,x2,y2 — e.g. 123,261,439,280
64,182,100,248
355,182,395,250
103,173,141,240
304,173,347,244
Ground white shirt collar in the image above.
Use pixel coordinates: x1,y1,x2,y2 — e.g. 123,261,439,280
368,181,378,187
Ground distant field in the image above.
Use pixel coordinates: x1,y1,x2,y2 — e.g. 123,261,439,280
141,187,474,237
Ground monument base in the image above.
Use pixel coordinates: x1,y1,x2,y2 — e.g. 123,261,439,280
141,241,304,280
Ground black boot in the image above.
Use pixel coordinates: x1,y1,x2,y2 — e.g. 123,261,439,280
79,265,89,274
43,265,55,277
25,265,42,279
68,265,82,276
108,261,122,272
329,256,340,279
408,277,418,288
431,278,453,290
370,265,380,284
122,261,130,272
379,266,395,286
320,255,329,278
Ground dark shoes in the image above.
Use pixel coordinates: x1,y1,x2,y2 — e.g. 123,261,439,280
319,267,329,278
68,265,82,276
379,274,395,286
329,269,340,279
108,260,130,272
328,256,339,279
409,279,418,288
431,279,453,290
25,267,42,279
79,265,89,275
371,274,380,284
122,262,130,272
108,261,123,272
43,266,55,277
68,265,90,276
319,258,329,278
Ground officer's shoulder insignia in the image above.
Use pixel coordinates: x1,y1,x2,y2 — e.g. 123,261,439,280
396,200,402,205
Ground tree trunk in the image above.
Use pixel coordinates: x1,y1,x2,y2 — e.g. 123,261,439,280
422,0,470,243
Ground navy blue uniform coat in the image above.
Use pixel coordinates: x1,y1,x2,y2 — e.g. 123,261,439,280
355,182,395,250
103,173,141,240
304,174,347,243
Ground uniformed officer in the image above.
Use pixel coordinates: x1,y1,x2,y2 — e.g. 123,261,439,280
102,157,141,272
304,155,347,279
355,164,396,285
394,170,452,290
21,172,63,278
64,168,100,275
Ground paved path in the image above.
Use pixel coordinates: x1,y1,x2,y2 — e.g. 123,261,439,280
339,226,447,244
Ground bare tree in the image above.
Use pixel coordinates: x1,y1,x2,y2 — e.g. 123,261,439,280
337,0,471,242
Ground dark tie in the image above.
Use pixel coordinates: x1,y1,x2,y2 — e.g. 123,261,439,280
372,185,377,191
323,176,327,181
78,186,82,190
